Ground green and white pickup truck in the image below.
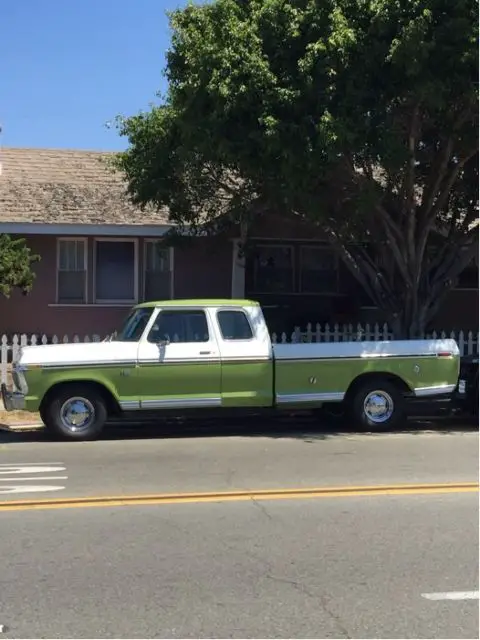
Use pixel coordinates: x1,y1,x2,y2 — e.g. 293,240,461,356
2,299,460,440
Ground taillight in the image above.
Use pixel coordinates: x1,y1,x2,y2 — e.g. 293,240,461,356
437,351,453,358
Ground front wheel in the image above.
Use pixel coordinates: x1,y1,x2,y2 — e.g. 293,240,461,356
347,380,406,431
43,385,108,440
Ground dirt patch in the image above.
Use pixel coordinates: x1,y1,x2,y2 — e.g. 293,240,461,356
0,409,41,426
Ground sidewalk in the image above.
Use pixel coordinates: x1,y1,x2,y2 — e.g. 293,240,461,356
0,400,42,429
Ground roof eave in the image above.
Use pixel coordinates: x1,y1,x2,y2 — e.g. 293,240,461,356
0,222,173,237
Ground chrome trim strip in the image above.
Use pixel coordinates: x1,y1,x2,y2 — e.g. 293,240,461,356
276,392,345,404
361,353,443,359
275,354,441,363
413,384,457,397
119,400,141,410
140,397,222,410
220,355,271,361
41,361,136,370
221,358,271,365
138,357,271,365
27,354,452,369
138,359,221,365
40,357,271,368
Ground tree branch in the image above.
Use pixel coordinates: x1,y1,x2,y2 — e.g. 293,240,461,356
420,136,455,218
428,240,478,296
417,147,478,263
373,203,412,285
404,103,420,276
429,148,478,223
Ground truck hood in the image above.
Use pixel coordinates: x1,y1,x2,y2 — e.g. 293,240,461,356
17,341,137,368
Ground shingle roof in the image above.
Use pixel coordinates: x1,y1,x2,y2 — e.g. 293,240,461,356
0,147,170,225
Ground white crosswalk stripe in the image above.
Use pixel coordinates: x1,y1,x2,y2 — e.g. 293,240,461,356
0,462,67,495
422,591,479,601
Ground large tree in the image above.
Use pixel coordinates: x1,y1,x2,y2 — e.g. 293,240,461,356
115,0,479,337
0,234,39,298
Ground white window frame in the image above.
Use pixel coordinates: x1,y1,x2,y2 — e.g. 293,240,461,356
143,240,174,300
56,237,88,304
299,245,340,295
93,237,139,305
251,243,295,294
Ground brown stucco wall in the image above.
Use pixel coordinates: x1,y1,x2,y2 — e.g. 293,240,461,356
173,237,232,299
0,234,233,337
0,235,130,337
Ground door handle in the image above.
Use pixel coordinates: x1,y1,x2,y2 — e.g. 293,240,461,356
199,351,212,355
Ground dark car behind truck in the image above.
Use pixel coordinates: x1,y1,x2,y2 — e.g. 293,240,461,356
456,355,479,419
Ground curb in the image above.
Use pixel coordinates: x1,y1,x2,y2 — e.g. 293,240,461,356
0,422,44,432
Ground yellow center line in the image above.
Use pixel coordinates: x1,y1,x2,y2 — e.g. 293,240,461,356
0,482,477,512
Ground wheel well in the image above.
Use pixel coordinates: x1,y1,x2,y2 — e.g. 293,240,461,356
345,372,411,402
40,380,121,417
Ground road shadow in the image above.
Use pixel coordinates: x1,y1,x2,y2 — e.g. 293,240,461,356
0,412,477,445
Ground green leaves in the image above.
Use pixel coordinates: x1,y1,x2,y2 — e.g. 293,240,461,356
0,235,40,298
115,0,478,336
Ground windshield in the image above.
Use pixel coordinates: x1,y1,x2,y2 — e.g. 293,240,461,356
112,308,153,342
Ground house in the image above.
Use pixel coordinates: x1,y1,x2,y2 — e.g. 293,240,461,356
0,147,477,337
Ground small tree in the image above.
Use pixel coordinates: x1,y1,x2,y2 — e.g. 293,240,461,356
0,234,40,297
115,0,479,337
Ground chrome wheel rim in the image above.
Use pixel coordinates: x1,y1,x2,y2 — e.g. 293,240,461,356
363,390,394,424
60,397,95,433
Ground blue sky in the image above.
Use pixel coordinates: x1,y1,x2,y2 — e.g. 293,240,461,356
1,0,188,150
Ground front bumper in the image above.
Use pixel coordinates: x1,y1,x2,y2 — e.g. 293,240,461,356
1,383,26,411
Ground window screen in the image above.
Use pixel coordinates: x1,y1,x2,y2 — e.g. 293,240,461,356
95,241,135,302
144,242,172,300
57,239,87,303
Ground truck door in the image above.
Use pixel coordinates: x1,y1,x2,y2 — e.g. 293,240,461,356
136,307,222,410
211,305,274,408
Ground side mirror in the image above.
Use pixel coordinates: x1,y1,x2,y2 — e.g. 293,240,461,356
157,339,170,347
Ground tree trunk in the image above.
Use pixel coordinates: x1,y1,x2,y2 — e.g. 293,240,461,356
389,304,429,340
388,282,452,340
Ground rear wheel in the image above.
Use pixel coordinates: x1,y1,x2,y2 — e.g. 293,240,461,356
347,380,406,431
43,384,108,441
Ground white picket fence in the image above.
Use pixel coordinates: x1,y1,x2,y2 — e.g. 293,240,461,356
1,324,478,386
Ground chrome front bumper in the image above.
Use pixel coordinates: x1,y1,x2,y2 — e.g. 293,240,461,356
1,383,26,411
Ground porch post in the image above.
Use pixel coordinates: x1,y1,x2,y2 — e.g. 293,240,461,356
231,239,246,298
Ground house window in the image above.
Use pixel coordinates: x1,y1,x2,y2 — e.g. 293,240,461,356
300,246,339,294
94,239,137,303
144,241,173,301
217,310,253,340
252,245,294,293
148,310,209,343
57,238,87,303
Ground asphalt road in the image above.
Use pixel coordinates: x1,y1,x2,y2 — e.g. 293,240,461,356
0,421,478,499
0,423,478,638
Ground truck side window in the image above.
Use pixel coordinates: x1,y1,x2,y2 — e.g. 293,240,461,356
148,310,209,343
217,310,253,340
